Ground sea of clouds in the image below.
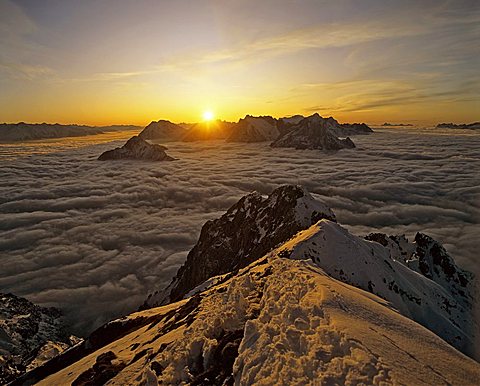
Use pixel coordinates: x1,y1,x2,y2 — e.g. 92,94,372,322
0,127,479,336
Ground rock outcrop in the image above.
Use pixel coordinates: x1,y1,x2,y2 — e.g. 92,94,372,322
181,120,235,141
138,120,186,141
0,293,78,384
226,115,280,142
98,136,174,161
271,113,356,150
365,232,474,302
146,185,335,306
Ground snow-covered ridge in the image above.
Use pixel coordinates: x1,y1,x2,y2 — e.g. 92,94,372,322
144,184,475,358
22,258,480,386
365,232,474,301
277,220,475,357
12,185,479,385
145,185,335,307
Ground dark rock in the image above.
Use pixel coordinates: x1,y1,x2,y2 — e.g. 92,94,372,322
72,351,125,386
271,113,357,150
98,136,174,161
414,233,474,295
190,329,244,386
156,185,335,305
0,293,75,384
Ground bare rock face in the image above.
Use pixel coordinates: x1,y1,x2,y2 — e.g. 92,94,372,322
138,120,186,141
280,115,304,125
277,115,305,136
271,113,356,150
226,115,280,142
0,293,78,384
98,136,174,161
363,231,475,356
181,120,236,141
364,232,474,299
149,185,335,306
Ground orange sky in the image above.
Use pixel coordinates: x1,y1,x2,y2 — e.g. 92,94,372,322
0,0,478,126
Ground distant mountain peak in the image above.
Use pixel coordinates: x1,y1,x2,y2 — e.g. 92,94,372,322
138,120,186,141
227,115,280,142
272,114,357,150
98,136,174,161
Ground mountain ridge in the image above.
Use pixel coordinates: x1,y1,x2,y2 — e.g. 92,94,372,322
9,185,478,385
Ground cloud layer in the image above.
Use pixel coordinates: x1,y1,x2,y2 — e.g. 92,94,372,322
0,127,479,336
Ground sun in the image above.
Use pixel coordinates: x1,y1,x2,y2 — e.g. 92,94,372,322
203,110,214,121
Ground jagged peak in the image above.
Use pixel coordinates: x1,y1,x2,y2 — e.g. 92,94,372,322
147,185,335,306
277,220,475,357
414,232,474,289
365,231,474,295
146,119,175,125
98,136,173,161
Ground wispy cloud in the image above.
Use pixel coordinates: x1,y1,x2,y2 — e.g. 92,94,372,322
302,77,480,114
0,62,54,80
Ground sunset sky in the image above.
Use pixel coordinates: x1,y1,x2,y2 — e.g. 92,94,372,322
0,0,478,125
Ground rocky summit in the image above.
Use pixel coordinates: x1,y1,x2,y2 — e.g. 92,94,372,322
146,185,335,306
14,185,479,386
98,136,174,161
226,115,280,142
271,113,356,150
